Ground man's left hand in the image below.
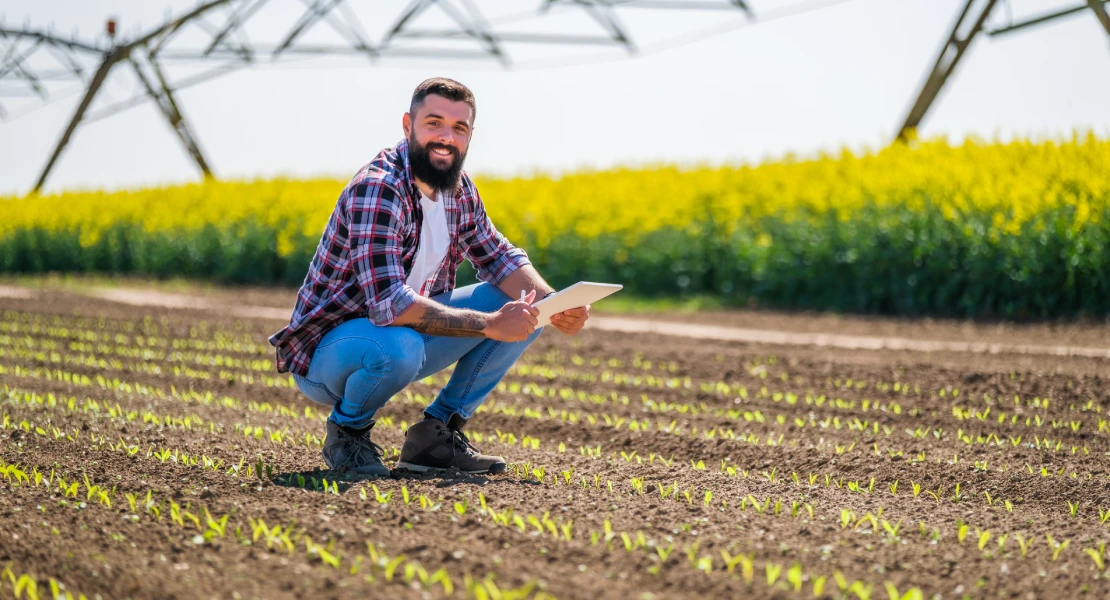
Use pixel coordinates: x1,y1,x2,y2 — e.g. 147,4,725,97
550,305,590,335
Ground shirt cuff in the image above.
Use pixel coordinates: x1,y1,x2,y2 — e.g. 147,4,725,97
486,248,531,286
369,284,420,326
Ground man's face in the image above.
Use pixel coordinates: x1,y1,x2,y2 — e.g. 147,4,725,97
403,94,473,194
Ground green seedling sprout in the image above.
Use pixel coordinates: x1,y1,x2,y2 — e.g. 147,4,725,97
1047,534,1070,561
684,541,700,565
786,563,802,591
848,580,872,600
1085,545,1106,571
765,562,782,586
560,521,573,541
1015,533,1033,557
977,530,991,551
630,477,644,495
371,484,392,504
719,549,745,573
881,520,901,538
957,521,969,543
620,532,634,552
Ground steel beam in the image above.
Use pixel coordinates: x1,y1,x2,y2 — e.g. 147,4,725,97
33,47,125,193
895,0,997,142
130,55,213,178
1088,0,1110,36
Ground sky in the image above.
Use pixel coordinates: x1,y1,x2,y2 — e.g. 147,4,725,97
1,0,1108,196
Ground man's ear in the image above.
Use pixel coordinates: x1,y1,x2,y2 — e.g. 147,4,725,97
402,112,412,138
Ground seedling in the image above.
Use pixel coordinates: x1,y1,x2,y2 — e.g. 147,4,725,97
1085,546,1106,571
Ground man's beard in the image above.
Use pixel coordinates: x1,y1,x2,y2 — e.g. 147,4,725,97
408,134,467,194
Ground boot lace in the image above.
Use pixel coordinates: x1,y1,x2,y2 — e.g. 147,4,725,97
343,429,384,466
442,428,480,457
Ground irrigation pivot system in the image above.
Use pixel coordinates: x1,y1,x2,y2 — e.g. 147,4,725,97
2,0,1109,193
0,0,752,193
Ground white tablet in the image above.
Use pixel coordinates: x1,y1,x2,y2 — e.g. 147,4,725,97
533,281,623,324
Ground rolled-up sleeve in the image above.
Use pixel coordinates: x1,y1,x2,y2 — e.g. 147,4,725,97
462,189,531,286
347,180,420,325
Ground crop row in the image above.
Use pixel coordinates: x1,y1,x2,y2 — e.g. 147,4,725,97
0,461,553,599
8,390,1110,545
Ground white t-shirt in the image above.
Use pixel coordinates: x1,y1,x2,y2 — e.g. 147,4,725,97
406,190,450,296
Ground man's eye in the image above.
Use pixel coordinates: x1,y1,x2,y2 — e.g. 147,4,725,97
428,121,439,126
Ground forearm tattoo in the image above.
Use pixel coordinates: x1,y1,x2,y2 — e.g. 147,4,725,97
405,307,486,338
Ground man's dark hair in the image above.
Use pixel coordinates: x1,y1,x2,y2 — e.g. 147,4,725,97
409,77,476,125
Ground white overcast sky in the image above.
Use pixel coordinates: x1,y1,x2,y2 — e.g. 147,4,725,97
1,0,1108,196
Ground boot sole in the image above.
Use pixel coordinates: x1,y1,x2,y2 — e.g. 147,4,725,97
395,461,506,475
326,463,391,478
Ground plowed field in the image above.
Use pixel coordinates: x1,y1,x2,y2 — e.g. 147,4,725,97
3,286,1110,600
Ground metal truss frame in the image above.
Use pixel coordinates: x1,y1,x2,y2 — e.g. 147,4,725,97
896,0,1110,141
1,0,751,192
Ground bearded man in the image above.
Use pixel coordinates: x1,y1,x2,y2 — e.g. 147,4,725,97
269,78,590,477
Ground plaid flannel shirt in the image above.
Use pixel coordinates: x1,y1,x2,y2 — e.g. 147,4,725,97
268,138,530,376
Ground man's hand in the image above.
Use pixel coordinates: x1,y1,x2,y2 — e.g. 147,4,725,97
550,304,590,336
484,290,540,342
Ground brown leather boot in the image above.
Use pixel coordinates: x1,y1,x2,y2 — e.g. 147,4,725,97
397,413,506,475
322,419,391,477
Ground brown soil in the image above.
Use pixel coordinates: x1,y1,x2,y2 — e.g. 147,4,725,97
2,284,1110,600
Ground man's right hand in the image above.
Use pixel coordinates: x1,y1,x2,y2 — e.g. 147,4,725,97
484,290,540,342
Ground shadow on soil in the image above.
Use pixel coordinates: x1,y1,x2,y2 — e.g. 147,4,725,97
271,469,358,493
270,468,541,494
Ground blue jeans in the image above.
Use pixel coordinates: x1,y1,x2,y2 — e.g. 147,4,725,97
292,282,543,429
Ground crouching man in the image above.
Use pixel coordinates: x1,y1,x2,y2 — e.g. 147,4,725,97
269,78,589,477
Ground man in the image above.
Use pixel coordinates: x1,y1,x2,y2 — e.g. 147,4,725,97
269,77,590,477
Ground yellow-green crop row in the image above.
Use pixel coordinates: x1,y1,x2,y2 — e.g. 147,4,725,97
3,134,1108,317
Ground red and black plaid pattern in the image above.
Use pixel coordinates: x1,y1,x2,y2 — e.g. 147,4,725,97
268,138,530,375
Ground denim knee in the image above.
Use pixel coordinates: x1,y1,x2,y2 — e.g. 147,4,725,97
469,283,514,313
293,373,340,406
375,328,425,382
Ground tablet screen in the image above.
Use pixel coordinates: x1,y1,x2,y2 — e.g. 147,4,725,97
533,281,623,324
